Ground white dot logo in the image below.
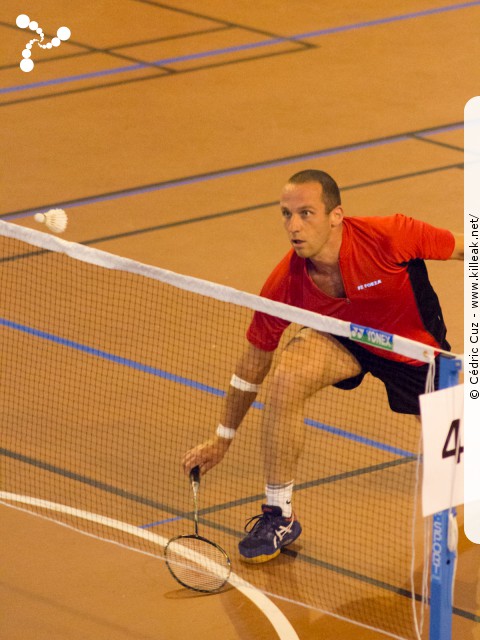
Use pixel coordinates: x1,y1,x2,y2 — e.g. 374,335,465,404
16,14,71,72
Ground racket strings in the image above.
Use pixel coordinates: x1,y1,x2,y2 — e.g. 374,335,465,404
165,535,231,592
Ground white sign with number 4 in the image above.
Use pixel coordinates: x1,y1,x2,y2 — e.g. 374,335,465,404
420,384,464,517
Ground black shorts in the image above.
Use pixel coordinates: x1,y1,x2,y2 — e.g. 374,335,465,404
332,336,441,415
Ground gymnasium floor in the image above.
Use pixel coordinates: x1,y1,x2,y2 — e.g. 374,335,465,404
0,1,479,638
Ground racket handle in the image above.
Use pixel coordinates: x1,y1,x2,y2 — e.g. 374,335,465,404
190,465,200,485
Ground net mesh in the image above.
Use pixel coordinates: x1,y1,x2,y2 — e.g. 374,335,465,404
0,221,451,639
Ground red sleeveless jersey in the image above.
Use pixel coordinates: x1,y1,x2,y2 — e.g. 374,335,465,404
246,214,455,364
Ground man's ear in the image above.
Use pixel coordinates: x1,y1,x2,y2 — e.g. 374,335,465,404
330,206,344,228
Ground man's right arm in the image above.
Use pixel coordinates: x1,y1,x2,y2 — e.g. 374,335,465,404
182,342,274,476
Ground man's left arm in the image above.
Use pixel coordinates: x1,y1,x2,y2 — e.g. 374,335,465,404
449,232,464,260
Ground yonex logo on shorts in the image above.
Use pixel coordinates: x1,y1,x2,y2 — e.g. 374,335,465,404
16,14,71,73
350,323,394,351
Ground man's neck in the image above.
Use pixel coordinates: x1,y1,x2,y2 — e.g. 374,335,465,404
308,225,343,274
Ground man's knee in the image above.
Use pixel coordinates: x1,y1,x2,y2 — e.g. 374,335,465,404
267,352,324,407
271,330,361,395
269,364,308,405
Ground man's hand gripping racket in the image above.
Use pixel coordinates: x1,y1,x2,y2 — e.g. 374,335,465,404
182,435,231,477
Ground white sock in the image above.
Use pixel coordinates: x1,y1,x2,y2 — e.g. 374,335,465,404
265,481,294,518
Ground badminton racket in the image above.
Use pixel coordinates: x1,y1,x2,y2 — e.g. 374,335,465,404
164,466,231,592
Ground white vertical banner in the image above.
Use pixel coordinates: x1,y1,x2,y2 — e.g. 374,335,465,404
465,98,480,543
420,386,464,517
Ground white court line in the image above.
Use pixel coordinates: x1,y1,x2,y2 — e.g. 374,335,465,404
0,492,299,640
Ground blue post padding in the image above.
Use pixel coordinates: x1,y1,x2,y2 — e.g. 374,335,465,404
437,356,462,393
430,509,457,640
429,355,461,640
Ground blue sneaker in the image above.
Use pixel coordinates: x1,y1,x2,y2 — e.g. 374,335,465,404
238,504,302,563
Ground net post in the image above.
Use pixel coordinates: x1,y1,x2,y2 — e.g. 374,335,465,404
429,355,462,640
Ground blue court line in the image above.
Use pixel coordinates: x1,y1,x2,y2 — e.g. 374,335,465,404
137,456,415,529
304,418,415,458
1,316,416,459
3,133,413,219
139,515,181,529
2,1,480,95
3,122,464,221
0,317,223,398
414,122,465,136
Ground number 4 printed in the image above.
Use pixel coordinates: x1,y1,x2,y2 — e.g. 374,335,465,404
442,419,464,463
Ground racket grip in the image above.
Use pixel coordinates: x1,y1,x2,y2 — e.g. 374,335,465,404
190,465,200,484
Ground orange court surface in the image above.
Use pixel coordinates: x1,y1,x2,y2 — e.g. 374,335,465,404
0,1,479,639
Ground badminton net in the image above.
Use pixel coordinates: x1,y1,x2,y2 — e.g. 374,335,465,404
0,221,459,640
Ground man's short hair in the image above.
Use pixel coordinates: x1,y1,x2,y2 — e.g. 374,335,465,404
288,169,341,212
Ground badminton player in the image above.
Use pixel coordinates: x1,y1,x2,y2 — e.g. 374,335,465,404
183,169,464,563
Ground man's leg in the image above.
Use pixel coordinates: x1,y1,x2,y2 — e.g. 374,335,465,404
262,329,362,484
239,330,362,563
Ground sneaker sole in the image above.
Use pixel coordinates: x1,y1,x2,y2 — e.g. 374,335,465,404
239,535,301,564
239,548,282,564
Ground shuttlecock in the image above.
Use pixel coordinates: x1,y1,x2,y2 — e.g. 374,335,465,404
34,209,68,233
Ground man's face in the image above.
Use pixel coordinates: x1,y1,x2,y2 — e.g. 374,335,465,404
280,181,343,261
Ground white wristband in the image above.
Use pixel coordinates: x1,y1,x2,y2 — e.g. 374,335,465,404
230,374,261,393
216,423,236,440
